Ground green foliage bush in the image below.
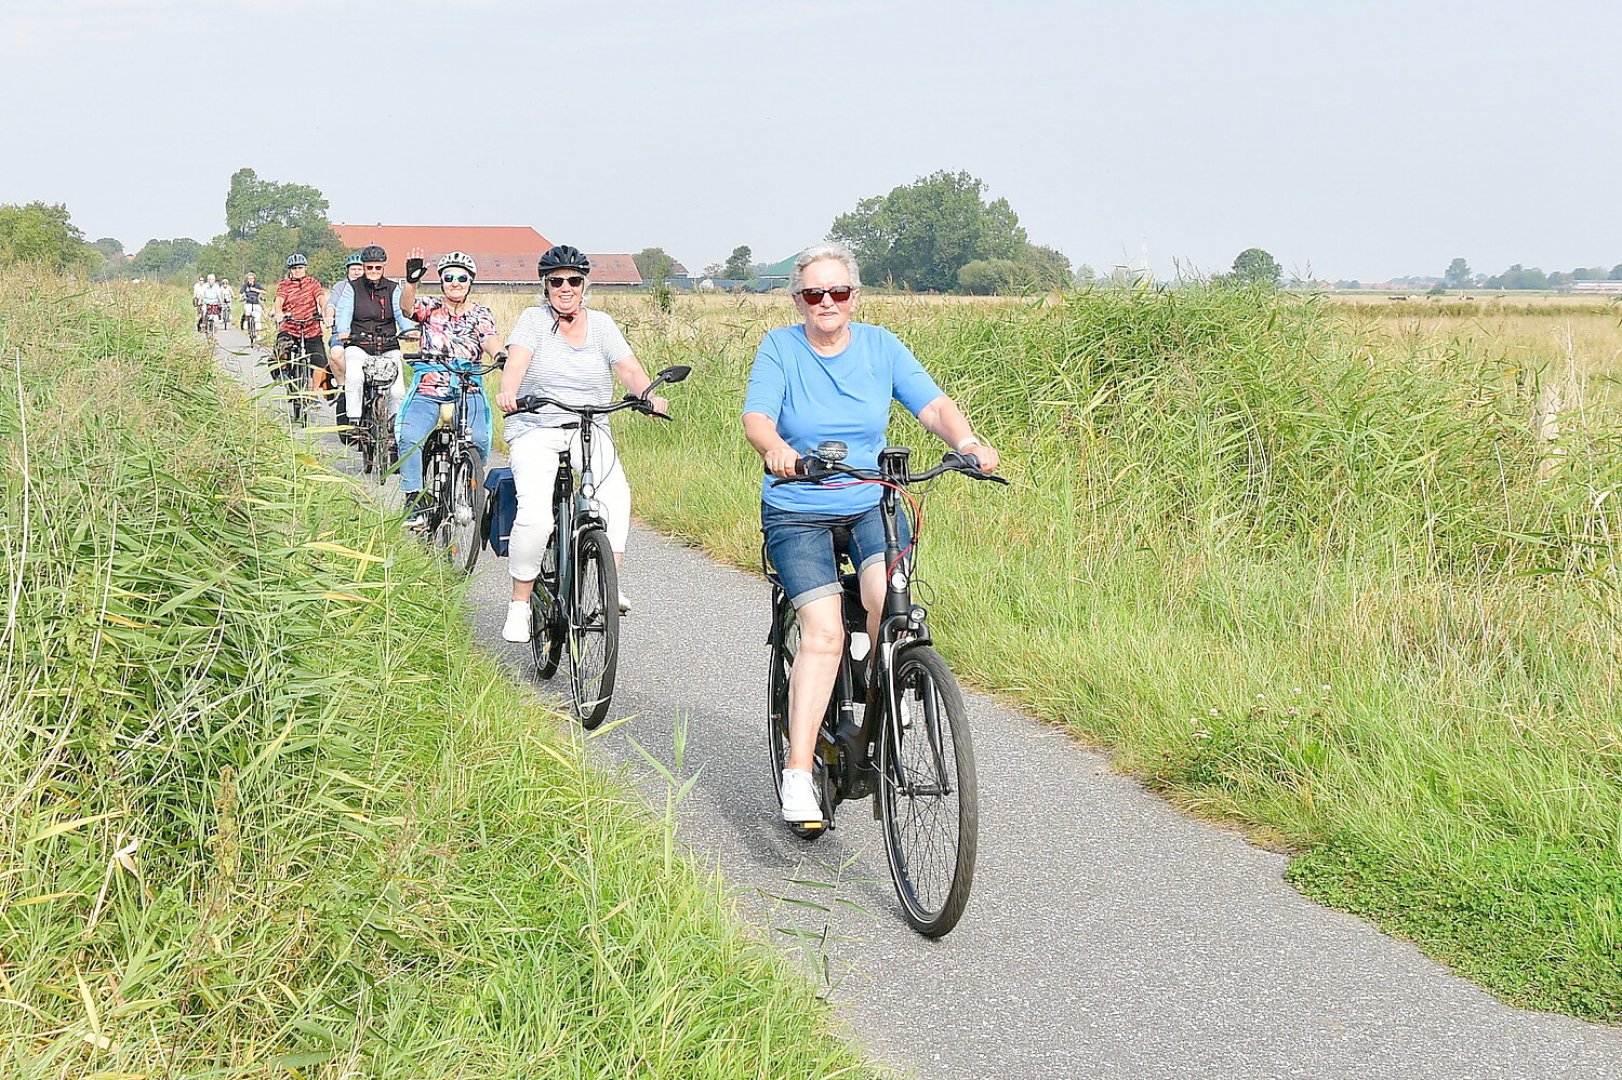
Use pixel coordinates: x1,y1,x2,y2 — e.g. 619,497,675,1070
0,275,868,1076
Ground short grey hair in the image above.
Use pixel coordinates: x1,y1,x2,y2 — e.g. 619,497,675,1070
790,243,861,294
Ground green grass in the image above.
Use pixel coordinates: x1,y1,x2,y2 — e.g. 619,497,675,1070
0,273,874,1077
605,286,1622,1021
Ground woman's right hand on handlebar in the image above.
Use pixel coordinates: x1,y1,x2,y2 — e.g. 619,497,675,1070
763,443,800,478
496,388,519,414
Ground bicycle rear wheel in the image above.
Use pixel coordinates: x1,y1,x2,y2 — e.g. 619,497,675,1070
438,445,486,574
877,645,978,937
567,527,619,729
530,537,564,679
766,591,796,792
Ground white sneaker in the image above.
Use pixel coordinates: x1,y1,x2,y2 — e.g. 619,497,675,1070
780,768,823,824
501,601,530,643
618,591,632,615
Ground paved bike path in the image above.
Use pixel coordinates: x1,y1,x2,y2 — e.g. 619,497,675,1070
218,331,1622,1079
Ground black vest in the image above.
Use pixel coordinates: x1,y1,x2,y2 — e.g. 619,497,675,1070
351,276,400,353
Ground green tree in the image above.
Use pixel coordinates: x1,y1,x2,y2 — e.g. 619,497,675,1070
1444,257,1472,290
130,237,204,277
0,202,93,274
633,247,676,284
829,169,1028,292
1484,264,1549,290
1611,263,1622,281
722,245,753,280
224,167,331,239
1230,247,1282,288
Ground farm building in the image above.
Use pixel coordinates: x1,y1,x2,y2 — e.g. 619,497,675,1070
331,224,644,289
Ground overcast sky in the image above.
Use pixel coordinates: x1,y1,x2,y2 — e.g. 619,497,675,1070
4,0,1618,282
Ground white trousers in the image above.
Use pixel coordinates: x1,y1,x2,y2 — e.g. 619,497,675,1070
343,346,404,423
508,424,631,582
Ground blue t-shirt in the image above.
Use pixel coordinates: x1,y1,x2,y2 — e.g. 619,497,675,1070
744,322,944,513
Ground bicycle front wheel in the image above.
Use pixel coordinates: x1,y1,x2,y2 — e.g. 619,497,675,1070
369,389,394,485
877,645,978,937
440,446,486,574
567,527,619,729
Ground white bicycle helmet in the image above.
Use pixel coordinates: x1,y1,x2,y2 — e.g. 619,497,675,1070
437,251,477,278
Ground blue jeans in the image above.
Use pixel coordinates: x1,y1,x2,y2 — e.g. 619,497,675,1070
761,500,910,609
397,392,491,493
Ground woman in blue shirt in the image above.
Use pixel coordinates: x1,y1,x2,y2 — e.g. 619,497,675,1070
742,244,1000,826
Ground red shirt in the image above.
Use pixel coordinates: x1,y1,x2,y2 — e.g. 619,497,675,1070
276,276,324,335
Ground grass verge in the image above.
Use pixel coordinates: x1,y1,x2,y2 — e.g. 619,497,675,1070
0,272,872,1077
603,287,1622,1022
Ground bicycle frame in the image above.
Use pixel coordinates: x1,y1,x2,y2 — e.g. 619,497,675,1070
543,416,611,623
770,445,1006,811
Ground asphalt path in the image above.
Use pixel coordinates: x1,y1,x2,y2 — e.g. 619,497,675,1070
217,329,1622,1079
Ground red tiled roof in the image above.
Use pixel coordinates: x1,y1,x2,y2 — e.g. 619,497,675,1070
332,225,553,282
586,253,642,286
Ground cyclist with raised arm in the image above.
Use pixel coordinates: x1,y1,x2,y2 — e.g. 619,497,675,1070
742,243,1000,825
270,254,329,410
335,244,411,446
495,245,667,643
395,248,500,527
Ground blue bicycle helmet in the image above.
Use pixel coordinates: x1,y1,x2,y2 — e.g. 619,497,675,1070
346,252,363,267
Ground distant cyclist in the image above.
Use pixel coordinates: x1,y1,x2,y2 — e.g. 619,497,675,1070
495,245,667,641
395,249,500,527
219,278,234,329
192,275,206,328
198,274,225,333
334,244,410,444
270,254,329,404
325,253,364,433
239,272,264,331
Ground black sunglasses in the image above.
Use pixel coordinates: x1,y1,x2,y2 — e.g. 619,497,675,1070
798,285,854,304
441,272,471,284
547,275,585,289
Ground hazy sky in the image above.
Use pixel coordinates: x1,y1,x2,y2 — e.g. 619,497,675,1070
5,0,1619,282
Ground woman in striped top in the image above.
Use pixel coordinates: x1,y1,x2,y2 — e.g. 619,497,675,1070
495,245,669,643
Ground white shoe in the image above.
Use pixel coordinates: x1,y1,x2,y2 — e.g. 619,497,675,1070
501,601,531,643
618,591,632,614
780,768,823,824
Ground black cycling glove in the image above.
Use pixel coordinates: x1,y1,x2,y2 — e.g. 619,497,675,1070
405,258,426,284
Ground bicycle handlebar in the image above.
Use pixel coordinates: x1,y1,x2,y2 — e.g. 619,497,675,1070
778,450,1009,487
413,351,504,376
509,393,670,421
506,363,687,422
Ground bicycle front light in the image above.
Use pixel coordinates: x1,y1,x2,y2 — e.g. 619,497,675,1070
908,605,927,629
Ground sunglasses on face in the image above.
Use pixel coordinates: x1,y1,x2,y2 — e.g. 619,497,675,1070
547,275,585,289
363,263,386,271
441,273,471,285
798,286,854,304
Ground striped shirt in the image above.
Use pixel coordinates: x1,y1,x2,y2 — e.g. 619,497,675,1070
275,276,325,335
505,306,633,440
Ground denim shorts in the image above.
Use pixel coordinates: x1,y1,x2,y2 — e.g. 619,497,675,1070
762,501,910,609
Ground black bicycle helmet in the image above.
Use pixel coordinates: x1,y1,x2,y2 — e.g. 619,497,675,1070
537,245,590,278
359,244,387,263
